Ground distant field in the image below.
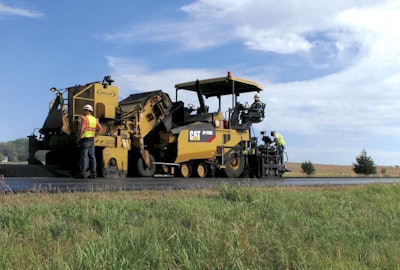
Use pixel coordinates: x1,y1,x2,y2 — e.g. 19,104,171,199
285,162,400,177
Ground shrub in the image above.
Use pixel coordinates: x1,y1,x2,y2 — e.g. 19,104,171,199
301,161,315,175
353,149,377,175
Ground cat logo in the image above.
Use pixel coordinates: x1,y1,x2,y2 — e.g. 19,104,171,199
188,129,216,142
189,130,201,141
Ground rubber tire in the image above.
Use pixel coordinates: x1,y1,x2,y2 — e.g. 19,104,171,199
225,154,245,178
136,153,156,177
180,163,192,178
196,162,208,178
266,168,275,177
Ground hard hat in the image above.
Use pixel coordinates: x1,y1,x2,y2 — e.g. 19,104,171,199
83,104,93,112
254,93,260,100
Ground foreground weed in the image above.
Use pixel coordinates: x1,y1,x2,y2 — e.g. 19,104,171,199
218,184,255,203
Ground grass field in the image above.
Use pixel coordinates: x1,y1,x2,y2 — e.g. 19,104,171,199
1,184,400,269
284,162,400,177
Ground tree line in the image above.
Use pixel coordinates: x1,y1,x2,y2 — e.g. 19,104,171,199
0,138,29,162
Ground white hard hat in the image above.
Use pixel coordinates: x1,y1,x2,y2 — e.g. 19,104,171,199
254,93,260,100
83,104,93,112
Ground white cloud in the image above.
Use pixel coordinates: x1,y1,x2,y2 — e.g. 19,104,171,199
237,26,313,54
104,20,228,50
104,0,381,56
0,3,43,18
105,0,400,165
263,1,400,164
106,56,221,98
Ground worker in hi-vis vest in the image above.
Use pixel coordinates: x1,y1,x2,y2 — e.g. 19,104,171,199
271,131,285,166
77,104,102,179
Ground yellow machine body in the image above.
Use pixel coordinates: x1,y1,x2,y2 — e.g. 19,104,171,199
31,73,288,179
66,81,132,176
174,123,250,164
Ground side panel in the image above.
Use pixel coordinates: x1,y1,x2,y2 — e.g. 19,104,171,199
95,135,117,148
101,147,128,177
68,83,119,135
174,129,218,163
93,84,119,119
96,135,131,177
174,123,250,164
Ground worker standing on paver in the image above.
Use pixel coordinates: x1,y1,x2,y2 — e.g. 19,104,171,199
271,131,285,166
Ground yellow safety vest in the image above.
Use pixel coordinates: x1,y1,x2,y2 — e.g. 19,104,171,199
276,133,285,146
251,101,264,114
81,115,97,138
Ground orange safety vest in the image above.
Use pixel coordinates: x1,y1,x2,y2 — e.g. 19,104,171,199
81,115,97,138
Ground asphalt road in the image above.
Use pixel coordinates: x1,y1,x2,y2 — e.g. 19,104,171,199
1,176,400,193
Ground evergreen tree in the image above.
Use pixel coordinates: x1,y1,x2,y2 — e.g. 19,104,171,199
353,149,377,175
301,161,315,175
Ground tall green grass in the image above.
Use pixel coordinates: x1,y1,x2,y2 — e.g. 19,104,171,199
1,184,400,269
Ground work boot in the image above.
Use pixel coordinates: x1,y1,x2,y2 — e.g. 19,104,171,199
89,173,97,179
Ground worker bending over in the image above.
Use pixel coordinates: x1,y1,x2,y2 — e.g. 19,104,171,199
271,131,285,166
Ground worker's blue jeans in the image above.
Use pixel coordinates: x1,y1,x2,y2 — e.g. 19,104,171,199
79,138,96,176
277,145,285,165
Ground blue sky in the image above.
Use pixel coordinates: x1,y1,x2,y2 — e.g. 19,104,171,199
1,0,399,165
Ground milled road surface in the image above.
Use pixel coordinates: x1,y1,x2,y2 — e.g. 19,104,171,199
1,176,400,193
